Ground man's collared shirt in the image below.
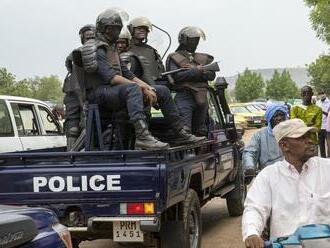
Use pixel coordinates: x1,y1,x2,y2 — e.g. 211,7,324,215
316,98,330,130
242,157,330,241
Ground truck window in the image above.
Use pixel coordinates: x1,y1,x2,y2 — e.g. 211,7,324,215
208,92,224,129
11,103,40,136
0,100,14,137
38,106,61,135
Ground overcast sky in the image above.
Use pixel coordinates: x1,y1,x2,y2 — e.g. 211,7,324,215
0,0,328,80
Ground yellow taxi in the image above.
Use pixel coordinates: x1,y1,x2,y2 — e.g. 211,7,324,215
229,103,265,128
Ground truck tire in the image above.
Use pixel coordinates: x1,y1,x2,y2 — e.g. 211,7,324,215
159,189,202,248
226,161,246,217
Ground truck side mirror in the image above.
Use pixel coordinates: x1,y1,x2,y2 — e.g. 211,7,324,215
226,114,234,125
214,77,228,93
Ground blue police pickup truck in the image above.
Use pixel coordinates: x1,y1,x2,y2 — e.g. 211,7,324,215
0,79,245,248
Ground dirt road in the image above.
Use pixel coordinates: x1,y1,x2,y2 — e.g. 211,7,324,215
81,129,257,248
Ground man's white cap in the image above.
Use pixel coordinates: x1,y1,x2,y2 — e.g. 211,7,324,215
273,118,318,143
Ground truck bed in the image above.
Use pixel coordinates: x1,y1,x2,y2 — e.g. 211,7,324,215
0,141,214,217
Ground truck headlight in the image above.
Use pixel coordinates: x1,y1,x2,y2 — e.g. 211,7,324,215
52,223,73,248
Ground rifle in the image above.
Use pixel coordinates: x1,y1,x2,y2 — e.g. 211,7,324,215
161,61,220,76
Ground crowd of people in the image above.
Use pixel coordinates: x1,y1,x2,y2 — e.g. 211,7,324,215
242,86,330,247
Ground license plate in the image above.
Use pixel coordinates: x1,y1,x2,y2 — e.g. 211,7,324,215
255,120,261,123
113,221,144,242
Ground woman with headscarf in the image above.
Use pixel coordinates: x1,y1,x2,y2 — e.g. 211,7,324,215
242,103,288,179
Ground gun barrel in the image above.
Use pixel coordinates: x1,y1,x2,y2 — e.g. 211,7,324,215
161,68,186,76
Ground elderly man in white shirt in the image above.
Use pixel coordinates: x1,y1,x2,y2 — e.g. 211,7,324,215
242,118,330,248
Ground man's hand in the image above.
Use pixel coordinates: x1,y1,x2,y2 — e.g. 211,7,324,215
131,77,157,105
143,88,157,106
182,63,193,69
245,235,264,248
182,63,205,72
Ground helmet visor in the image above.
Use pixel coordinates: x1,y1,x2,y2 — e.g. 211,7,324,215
130,16,153,31
97,7,129,26
182,26,206,40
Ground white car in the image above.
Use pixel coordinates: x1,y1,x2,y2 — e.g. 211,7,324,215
0,95,66,153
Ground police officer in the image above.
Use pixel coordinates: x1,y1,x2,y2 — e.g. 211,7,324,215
127,17,165,85
166,26,216,136
81,8,204,150
116,27,131,54
123,17,206,145
64,24,96,150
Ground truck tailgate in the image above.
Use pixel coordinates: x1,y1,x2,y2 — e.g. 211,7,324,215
0,151,164,205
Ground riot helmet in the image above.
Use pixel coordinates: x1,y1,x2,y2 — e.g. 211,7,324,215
78,24,96,44
177,26,206,53
128,17,152,43
96,8,129,44
116,27,131,53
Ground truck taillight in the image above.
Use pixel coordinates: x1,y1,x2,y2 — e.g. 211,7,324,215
120,202,155,215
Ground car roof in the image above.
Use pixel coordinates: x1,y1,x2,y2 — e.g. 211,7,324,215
0,95,49,106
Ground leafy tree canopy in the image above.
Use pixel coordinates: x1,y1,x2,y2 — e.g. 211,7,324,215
265,70,300,101
305,0,330,44
234,68,264,102
0,67,63,102
307,55,330,95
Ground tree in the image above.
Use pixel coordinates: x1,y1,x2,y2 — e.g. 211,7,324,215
265,70,300,101
0,67,16,95
33,75,64,102
307,55,330,94
305,0,330,44
234,68,264,102
0,67,63,102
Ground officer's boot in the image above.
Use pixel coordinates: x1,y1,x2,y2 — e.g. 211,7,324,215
134,120,170,150
172,128,207,146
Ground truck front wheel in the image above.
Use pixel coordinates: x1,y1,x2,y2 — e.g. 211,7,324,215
159,189,202,248
226,162,246,217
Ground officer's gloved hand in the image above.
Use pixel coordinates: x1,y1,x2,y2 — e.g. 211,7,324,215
244,167,255,185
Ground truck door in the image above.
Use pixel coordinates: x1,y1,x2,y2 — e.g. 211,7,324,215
208,91,235,185
0,100,23,152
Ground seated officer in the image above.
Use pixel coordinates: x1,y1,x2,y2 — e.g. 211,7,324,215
166,27,216,136
81,8,204,150
118,17,206,145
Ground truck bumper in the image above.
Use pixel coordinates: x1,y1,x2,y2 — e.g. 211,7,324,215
68,216,160,239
